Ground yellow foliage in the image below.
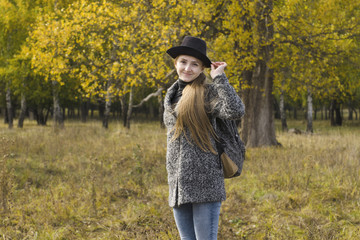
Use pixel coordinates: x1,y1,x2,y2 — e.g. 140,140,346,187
272,0,360,100
20,0,359,105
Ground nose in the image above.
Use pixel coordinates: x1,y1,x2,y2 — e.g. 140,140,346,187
185,64,191,71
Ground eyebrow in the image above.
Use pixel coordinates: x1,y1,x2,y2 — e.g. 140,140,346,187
179,58,201,64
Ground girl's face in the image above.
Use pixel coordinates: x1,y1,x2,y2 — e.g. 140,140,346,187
175,55,204,82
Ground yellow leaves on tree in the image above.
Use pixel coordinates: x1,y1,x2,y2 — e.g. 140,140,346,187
24,0,359,108
272,0,360,102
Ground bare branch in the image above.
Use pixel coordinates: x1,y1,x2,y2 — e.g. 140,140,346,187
132,69,176,108
133,87,163,108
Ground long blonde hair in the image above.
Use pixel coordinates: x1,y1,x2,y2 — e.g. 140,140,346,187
172,72,218,154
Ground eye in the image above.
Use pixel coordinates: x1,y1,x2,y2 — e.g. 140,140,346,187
192,63,199,67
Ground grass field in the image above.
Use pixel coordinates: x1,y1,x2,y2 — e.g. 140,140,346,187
1,119,359,239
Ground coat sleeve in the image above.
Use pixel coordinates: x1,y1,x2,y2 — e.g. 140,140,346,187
207,73,245,120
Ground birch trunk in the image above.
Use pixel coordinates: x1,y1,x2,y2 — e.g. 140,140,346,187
126,86,134,129
52,81,64,128
102,87,112,129
18,92,27,128
279,78,288,132
120,96,127,127
6,86,13,129
306,88,313,133
348,101,353,120
354,108,358,120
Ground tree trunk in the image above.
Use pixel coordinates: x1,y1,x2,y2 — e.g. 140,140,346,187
330,100,342,126
306,88,313,133
158,92,165,128
2,108,6,123
335,105,342,126
326,106,329,120
120,96,127,127
353,108,358,120
98,100,105,119
279,79,288,132
33,108,41,125
321,106,324,120
330,101,335,126
348,108,353,120
4,108,8,124
6,86,13,129
35,107,51,126
241,0,278,147
18,93,27,128
348,101,353,120
91,104,94,118
45,107,50,124
81,98,89,123
52,81,64,128
102,87,112,129
126,86,134,129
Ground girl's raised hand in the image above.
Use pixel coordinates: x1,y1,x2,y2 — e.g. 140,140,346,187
210,62,227,79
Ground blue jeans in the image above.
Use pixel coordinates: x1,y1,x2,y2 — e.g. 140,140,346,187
173,202,221,240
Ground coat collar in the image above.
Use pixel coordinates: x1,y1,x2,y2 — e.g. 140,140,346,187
164,80,179,108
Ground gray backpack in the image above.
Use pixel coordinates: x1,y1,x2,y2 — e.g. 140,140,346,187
215,118,246,178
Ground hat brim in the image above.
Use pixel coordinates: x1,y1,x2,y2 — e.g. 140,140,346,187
166,46,211,68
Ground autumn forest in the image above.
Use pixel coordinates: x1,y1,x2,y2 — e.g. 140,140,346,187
1,0,359,143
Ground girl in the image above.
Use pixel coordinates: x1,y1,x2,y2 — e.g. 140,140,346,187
164,36,245,240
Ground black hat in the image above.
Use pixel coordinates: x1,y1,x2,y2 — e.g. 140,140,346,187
166,36,211,68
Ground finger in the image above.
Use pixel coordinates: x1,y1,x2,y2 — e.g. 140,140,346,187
219,62,227,68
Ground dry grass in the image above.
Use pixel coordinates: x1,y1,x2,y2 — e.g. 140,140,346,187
0,119,359,239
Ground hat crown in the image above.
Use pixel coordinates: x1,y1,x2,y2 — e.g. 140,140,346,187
181,36,207,55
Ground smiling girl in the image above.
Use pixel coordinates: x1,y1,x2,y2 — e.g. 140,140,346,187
163,36,245,240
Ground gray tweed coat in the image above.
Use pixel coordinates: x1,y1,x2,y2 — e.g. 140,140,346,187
164,73,245,207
